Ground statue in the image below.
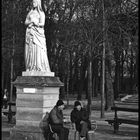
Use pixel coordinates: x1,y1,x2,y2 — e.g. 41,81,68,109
24,0,51,73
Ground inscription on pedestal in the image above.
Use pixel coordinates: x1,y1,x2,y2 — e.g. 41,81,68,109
23,88,36,93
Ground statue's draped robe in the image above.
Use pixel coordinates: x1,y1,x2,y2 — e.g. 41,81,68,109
25,12,51,72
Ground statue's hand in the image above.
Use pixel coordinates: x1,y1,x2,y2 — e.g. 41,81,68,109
32,19,39,27
28,22,33,28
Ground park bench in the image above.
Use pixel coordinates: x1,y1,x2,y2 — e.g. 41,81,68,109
63,115,97,140
105,94,138,133
2,101,16,123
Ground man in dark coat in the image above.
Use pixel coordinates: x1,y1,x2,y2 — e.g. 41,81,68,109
49,99,69,140
70,101,91,140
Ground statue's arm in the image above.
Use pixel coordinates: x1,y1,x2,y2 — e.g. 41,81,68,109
34,12,45,27
25,11,33,26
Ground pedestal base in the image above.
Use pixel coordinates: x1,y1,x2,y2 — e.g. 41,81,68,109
11,76,64,140
10,126,45,140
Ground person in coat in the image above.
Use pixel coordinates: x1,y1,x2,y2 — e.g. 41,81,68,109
70,101,91,140
49,99,69,140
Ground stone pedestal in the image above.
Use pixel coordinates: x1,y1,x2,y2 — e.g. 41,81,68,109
10,76,63,140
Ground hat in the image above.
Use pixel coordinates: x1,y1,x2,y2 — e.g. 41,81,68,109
74,101,81,107
56,100,64,107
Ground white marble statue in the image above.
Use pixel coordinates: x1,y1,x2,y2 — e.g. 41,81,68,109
24,0,51,72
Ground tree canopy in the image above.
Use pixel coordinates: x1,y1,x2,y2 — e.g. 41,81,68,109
2,0,138,110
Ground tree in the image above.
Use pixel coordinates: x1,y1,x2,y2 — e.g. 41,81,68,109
2,0,138,113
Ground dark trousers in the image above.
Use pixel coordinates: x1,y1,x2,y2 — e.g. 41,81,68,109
51,124,69,140
76,121,89,137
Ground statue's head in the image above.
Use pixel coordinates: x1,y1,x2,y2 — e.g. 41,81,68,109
32,0,42,11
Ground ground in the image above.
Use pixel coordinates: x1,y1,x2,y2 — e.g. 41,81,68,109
2,99,138,140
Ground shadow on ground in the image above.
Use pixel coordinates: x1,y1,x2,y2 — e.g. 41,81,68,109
94,123,138,140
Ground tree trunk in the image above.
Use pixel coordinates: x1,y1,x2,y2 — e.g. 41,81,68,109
87,60,92,116
66,51,70,105
69,52,73,95
120,50,124,92
101,0,105,118
85,70,88,99
105,65,114,111
10,57,14,102
93,58,98,97
129,48,134,92
77,65,82,100
2,70,4,91
59,75,65,99
105,21,114,110
66,75,69,105
92,77,95,98
114,47,120,99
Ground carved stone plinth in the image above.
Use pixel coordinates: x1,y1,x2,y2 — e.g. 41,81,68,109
10,76,63,140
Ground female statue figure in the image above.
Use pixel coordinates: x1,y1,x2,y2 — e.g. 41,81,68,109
25,0,51,72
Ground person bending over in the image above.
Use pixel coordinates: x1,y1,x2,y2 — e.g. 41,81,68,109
71,101,91,140
49,100,69,140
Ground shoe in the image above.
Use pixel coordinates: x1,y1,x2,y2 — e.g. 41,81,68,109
80,137,86,140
